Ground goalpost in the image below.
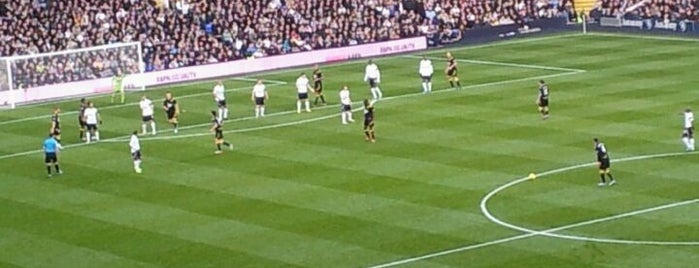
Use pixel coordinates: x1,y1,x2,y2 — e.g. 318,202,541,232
0,41,144,109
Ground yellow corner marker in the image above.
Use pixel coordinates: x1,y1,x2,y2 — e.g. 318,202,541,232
528,173,537,180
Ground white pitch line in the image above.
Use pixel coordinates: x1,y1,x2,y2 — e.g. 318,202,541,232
586,32,699,43
403,55,586,73
0,80,288,126
0,69,584,159
0,32,585,114
100,71,584,142
368,151,699,268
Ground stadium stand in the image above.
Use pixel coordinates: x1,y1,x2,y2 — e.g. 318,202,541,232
589,0,697,20
0,0,572,89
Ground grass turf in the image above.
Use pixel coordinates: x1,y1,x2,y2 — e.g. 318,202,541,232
0,32,698,267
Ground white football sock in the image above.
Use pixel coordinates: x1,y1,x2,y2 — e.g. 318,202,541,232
305,100,310,111
218,108,223,120
86,132,91,143
260,107,265,116
341,112,347,124
297,101,302,113
150,122,156,135
223,108,228,119
142,124,147,134
428,82,432,92
134,160,141,170
348,111,354,122
421,82,427,93
691,138,696,150
255,107,260,117
371,87,383,100
95,131,100,140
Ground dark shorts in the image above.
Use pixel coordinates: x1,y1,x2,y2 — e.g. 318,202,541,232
255,97,265,106
364,119,374,129
539,98,549,107
86,124,98,131
686,127,694,138
421,75,432,82
45,152,57,163
447,68,458,77
217,99,227,107
368,78,378,88
166,111,176,120
598,159,610,170
298,92,309,100
341,104,352,112
78,118,86,128
142,115,153,122
131,150,141,161
314,82,323,92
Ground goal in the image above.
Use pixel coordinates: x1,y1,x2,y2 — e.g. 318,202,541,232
0,42,144,109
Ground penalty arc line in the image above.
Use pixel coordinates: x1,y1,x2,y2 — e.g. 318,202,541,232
367,151,699,268
0,70,584,159
480,150,699,246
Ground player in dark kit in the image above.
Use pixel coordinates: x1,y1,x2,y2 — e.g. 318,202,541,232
50,107,61,143
210,111,233,154
594,138,616,186
78,98,87,141
312,64,326,105
445,52,461,89
537,80,550,119
363,99,376,143
163,91,180,133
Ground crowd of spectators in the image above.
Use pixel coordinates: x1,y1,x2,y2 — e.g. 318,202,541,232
0,0,571,89
590,0,698,21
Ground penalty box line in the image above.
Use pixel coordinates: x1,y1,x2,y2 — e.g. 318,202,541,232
402,55,586,73
0,70,584,160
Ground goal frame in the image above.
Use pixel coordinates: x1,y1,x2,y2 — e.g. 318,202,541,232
0,41,144,109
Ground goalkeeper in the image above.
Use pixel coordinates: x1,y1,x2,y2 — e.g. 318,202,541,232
111,69,125,104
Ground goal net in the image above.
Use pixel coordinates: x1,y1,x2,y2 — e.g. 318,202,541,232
0,42,143,109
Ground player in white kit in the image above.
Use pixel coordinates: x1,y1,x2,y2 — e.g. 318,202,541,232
339,85,355,124
129,131,142,173
682,108,694,151
212,81,228,120
83,102,101,143
295,73,313,113
139,95,156,135
418,56,434,94
251,79,268,118
364,60,382,100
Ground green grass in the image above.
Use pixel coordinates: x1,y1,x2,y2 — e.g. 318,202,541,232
1,32,699,267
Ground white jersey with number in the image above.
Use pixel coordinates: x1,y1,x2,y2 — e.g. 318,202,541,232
213,85,225,101
84,107,99,124
252,84,266,97
296,76,310,93
339,89,351,105
685,111,694,128
139,98,154,116
129,134,140,153
364,63,381,82
419,59,434,76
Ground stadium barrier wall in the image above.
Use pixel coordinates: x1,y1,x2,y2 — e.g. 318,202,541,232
1,36,427,105
448,18,570,46
591,17,699,36
137,36,427,86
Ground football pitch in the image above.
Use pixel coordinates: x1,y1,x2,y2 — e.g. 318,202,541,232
0,32,698,267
